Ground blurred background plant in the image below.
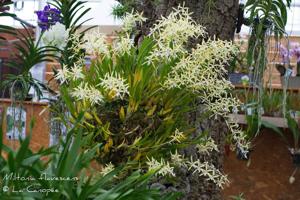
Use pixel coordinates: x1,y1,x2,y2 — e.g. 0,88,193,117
112,3,131,20
229,39,248,74
0,24,58,101
0,3,60,101
233,89,300,117
241,0,292,140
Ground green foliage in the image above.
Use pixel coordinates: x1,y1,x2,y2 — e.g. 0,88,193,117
245,0,291,36
262,90,283,116
245,113,259,140
112,0,137,19
234,89,289,141
50,0,95,69
230,40,247,73
244,0,292,137
245,112,284,141
0,24,57,100
54,7,243,188
230,193,245,200
286,92,300,111
245,0,291,76
0,119,179,199
60,37,200,167
112,3,130,19
234,89,300,117
49,0,91,32
286,113,300,150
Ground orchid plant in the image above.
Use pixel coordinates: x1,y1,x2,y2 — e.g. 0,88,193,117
0,4,61,101
36,4,62,31
55,6,249,190
278,43,300,76
291,43,300,76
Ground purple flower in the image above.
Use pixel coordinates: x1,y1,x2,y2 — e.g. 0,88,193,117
279,44,291,64
291,43,300,63
36,4,62,31
0,0,12,12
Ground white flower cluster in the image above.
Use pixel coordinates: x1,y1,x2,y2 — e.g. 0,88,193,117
54,67,70,84
99,73,129,99
42,23,68,50
226,120,251,156
100,162,115,176
164,39,237,94
54,63,85,84
148,6,206,61
113,34,134,55
170,150,185,167
67,33,85,60
204,95,241,117
83,29,110,57
204,95,251,156
71,82,103,105
147,157,175,177
196,137,219,154
187,158,229,189
162,35,249,154
122,11,147,32
169,129,186,143
147,152,229,189
70,64,85,81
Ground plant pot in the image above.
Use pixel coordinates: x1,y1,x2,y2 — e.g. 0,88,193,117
236,147,251,160
9,81,30,101
229,73,248,85
292,153,300,167
297,62,300,77
25,94,33,101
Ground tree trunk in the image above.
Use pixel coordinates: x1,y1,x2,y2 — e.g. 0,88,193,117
118,0,238,40
117,1,239,199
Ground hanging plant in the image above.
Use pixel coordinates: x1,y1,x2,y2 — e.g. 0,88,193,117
238,0,292,140
54,6,250,189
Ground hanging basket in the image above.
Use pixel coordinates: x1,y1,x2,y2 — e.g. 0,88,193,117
9,80,31,102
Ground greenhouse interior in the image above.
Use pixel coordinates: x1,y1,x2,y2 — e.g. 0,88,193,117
0,0,300,199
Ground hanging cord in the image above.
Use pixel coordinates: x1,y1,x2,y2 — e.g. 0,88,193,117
256,28,271,135
9,79,26,150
